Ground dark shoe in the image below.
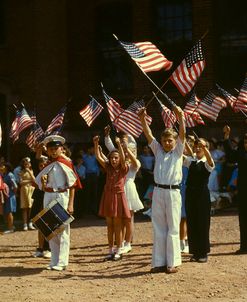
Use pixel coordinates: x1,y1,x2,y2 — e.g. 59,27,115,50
103,254,114,261
235,249,247,255
166,266,178,274
197,256,208,263
190,255,198,262
150,266,166,274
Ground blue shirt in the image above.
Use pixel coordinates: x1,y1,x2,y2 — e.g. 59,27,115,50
82,154,100,175
74,164,86,179
139,155,155,171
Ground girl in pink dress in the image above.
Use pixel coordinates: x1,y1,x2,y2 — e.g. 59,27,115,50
93,136,130,261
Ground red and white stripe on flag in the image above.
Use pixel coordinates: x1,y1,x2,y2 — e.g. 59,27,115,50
133,42,173,73
160,104,177,128
197,93,227,121
170,40,205,96
79,97,103,127
114,109,152,138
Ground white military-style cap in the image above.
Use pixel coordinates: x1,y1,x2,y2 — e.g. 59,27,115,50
43,135,65,148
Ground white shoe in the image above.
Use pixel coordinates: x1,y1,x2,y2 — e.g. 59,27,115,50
143,208,152,217
3,228,15,234
52,265,66,271
23,224,28,231
43,250,51,258
33,249,44,257
183,244,189,253
28,222,36,230
112,254,122,261
121,245,132,254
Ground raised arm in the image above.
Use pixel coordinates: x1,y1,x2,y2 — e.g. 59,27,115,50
104,125,116,152
137,107,154,145
223,125,231,141
122,140,139,170
93,136,107,169
99,145,108,162
185,140,194,157
35,143,46,160
173,105,186,143
200,140,214,168
115,137,126,169
223,125,238,162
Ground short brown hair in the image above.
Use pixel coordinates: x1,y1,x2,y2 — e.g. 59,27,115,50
161,128,178,139
194,138,209,149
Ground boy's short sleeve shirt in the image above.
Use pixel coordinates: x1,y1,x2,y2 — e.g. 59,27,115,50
149,138,184,185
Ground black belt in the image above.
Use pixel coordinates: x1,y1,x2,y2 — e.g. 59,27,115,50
155,183,180,190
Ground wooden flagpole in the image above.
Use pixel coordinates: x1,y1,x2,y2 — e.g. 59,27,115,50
152,92,178,131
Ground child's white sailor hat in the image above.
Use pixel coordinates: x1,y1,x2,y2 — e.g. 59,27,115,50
43,135,65,147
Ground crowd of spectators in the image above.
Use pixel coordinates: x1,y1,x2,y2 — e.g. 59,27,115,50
0,132,240,233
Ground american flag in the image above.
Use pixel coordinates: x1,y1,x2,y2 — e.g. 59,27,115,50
119,40,173,73
45,106,66,135
26,124,44,150
184,112,197,128
197,91,227,121
114,100,152,137
237,77,247,104
171,40,205,96
102,89,124,129
156,98,176,128
216,84,238,111
234,99,247,112
184,92,205,126
10,107,35,143
184,92,200,113
79,96,103,127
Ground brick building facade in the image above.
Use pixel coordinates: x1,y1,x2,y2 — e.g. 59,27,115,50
0,0,246,162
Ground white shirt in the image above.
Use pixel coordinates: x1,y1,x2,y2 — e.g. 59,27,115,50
36,161,77,191
183,156,215,172
149,138,184,185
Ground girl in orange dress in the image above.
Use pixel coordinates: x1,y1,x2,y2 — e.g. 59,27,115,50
93,136,130,261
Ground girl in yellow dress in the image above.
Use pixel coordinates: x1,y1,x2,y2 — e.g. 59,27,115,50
19,158,35,231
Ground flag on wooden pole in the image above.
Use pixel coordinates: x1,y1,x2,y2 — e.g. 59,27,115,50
79,96,103,127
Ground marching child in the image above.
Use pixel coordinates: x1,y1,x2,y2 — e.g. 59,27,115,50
35,135,80,271
138,105,185,274
93,135,131,261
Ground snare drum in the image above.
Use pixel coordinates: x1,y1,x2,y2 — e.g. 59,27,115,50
31,200,74,240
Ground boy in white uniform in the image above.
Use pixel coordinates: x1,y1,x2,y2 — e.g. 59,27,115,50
35,135,78,271
138,105,185,274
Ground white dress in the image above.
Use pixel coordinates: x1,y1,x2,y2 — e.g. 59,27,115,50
125,161,144,212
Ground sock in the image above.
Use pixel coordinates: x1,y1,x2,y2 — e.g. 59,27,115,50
109,247,114,254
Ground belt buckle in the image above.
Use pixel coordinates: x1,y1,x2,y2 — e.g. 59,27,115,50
169,185,172,190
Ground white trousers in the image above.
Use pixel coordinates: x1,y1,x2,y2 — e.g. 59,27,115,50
44,191,70,267
151,187,181,268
